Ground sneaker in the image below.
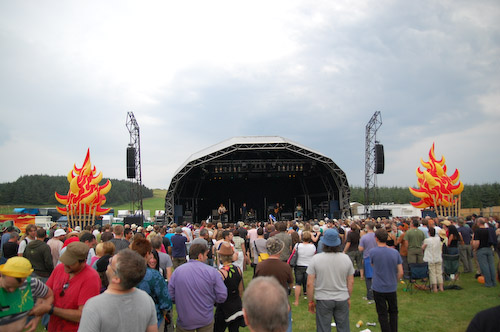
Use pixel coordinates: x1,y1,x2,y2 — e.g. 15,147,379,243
362,297,368,301
368,301,374,304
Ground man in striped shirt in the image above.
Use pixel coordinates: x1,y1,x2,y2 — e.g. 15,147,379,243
0,256,54,332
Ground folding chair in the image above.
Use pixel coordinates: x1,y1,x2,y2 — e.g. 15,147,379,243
443,254,460,289
405,262,430,293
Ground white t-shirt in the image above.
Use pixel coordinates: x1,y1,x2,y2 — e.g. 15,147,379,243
423,236,443,264
295,243,316,267
17,237,34,255
307,252,354,301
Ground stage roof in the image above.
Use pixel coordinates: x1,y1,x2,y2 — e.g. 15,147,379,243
165,136,350,223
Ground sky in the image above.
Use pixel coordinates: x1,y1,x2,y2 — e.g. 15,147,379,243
0,0,499,190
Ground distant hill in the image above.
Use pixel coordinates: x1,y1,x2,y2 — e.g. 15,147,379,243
350,183,500,208
0,175,153,206
0,175,498,209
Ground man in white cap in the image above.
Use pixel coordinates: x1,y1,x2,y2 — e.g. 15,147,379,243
46,242,100,332
0,256,54,332
47,229,66,268
307,228,354,332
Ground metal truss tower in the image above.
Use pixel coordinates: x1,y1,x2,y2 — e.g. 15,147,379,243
126,112,144,218
364,111,382,212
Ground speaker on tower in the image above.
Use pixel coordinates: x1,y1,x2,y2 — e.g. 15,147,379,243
126,147,136,178
375,144,385,174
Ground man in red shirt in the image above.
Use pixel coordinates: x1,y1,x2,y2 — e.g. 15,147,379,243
46,242,100,332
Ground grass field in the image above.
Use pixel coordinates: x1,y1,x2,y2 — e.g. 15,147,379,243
34,264,498,332
0,189,168,216
112,188,167,216
236,266,497,332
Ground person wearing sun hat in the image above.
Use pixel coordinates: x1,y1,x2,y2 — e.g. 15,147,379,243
306,228,354,332
214,242,245,332
45,242,100,332
255,237,293,332
0,256,54,331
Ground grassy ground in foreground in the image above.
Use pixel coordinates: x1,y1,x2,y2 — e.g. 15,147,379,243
236,266,498,332
35,261,498,332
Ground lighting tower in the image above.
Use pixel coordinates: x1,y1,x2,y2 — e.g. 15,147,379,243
126,112,144,219
364,111,383,214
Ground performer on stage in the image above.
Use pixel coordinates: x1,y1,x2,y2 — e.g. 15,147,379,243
274,203,282,221
218,203,227,222
295,203,303,220
240,202,247,222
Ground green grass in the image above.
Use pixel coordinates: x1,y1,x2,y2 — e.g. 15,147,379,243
237,267,497,332
112,189,167,217
0,189,168,217
33,261,498,332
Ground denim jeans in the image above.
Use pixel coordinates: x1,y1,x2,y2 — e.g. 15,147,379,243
315,299,350,332
373,291,398,332
477,247,496,287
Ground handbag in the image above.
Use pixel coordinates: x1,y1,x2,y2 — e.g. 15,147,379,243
287,244,299,266
254,241,269,262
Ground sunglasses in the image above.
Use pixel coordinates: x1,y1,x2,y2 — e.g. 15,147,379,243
60,282,69,297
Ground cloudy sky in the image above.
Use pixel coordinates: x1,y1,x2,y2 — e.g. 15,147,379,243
1,0,499,190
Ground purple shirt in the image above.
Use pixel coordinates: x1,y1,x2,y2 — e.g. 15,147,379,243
168,260,227,330
359,232,377,259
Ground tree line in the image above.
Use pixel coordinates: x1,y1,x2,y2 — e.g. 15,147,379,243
0,175,153,206
0,175,498,209
348,183,500,208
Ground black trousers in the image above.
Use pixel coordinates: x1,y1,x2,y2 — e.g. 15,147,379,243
373,290,398,332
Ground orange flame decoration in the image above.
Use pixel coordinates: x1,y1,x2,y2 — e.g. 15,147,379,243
409,143,464,210
55,149,112,221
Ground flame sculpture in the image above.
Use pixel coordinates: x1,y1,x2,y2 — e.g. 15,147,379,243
409,143,464,216
55,149,112,228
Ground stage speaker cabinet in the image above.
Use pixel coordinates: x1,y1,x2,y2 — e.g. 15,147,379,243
370,209,391,218
375,144,385,174
127,147,136,178
124,216,143,227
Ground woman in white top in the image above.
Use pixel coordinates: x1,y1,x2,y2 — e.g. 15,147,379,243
293,231,317,306
422,227,444,292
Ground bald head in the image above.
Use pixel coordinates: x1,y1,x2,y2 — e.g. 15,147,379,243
243,277,289,332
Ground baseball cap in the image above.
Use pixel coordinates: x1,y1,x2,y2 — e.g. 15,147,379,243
74,226,81,232
60,242,89,266
0,257,34,278
54,229,66,237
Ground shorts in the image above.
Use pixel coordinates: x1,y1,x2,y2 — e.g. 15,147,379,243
294,266,308,286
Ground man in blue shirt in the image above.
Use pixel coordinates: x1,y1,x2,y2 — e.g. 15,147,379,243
370,228,403,332
457,218,473,273
170,227,188,269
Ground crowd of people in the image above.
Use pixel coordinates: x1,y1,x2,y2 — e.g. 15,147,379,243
0,213,499,332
